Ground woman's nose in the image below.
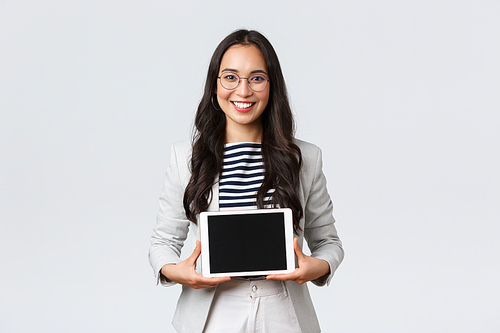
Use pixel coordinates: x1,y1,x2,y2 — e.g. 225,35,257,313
235,78,252,97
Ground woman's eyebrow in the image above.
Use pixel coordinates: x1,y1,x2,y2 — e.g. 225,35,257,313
250,69,268,75
220,68,268,75
220,68,239,73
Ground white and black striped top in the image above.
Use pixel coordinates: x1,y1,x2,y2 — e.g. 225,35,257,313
219,142,274,211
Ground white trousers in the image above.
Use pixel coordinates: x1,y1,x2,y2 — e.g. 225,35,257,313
202,278,302,333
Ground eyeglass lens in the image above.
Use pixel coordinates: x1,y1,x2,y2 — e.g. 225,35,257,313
219,73,268,92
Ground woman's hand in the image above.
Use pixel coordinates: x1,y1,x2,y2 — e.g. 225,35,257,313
160,240,231,289
266,238,330,284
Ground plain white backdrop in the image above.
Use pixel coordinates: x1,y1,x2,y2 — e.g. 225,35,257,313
1,1,499,332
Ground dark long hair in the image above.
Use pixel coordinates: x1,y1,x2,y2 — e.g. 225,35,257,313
183,29,303,233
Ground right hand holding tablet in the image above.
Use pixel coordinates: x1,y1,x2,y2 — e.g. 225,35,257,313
160,240,231,289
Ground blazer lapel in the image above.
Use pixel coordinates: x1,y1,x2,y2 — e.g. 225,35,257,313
207,177,219,212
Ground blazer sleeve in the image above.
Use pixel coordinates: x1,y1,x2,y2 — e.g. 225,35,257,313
148,142,191,286
303,146,344,287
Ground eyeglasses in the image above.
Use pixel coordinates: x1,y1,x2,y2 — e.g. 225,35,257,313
217,72,270,92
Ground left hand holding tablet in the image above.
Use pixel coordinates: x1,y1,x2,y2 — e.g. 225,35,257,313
266,238,330,284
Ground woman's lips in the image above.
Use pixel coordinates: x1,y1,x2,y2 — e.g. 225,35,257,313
231,101,255,112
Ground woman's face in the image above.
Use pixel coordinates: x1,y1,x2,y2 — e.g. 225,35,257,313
216,44,270,141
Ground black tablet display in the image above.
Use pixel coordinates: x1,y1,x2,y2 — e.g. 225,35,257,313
199,208,294,277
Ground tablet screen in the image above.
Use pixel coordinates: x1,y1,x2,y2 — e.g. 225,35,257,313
200,208,294,277
208,212,287,273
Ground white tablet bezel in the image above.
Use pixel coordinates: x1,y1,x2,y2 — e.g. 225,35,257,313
199,208,295,278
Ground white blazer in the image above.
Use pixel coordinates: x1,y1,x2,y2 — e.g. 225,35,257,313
149,139,344,333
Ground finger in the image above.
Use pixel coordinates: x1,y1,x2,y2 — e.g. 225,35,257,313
187,240,202,264
193,275,231,288
267,269,299,281
207,276,231,284
293,238,305,260
269,271,307,284
267,274,292,281
196,273,231,283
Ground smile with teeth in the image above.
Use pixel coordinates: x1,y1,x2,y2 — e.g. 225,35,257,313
232,101,255,109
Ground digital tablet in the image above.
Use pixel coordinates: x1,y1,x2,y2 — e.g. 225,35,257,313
199,208,295,277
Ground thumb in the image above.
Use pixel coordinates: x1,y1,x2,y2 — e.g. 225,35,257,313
293,238,305,260
187,240,202,263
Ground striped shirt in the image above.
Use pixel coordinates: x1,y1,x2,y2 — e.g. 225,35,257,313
219,142,274,210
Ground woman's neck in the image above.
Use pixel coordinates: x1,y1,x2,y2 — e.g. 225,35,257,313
225,124,263,143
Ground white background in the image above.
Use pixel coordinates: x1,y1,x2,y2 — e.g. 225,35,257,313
1,1,499,332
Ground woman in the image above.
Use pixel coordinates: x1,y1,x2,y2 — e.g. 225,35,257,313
149,29,344,333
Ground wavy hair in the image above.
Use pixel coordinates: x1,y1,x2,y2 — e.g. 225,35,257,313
183,29,303,233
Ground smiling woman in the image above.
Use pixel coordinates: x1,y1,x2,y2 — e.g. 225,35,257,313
216,44,270,143
149,29,344,333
